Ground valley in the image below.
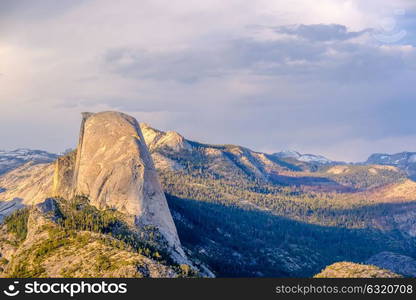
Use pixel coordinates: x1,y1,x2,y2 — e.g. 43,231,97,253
140,123,416,277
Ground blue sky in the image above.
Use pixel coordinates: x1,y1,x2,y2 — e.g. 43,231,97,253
0,0,415,161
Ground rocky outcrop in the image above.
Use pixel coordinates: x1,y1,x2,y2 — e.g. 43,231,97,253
52,150,76,200
0,111,187,263
61,112,184,260
314,262,402,278
366,252,416,277
0,200,180,278
140,123,191,152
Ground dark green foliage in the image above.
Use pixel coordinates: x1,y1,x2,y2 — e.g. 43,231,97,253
158,168,410,229
168,194,415,278
53,196,174,266
157,165,416,278
33,229,75,264
56,196,119,233
8,260,46,278
157,144,279,181
6,196,181,278
95,254,112,272
4,208,30,241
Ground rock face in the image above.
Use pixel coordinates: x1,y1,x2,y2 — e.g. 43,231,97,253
366,252,416,277
62,112,182,256
140,123,191,152
52,150,77,201
0,111,186,262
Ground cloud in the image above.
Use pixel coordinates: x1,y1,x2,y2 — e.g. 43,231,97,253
102,24,415,86
273,24,369,41
0,0,416,161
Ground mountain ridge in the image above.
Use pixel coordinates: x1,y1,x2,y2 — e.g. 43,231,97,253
3,130,416,181
366,152,416,180
1,118,416,278
272,150,336,165
0,149,57,176
0,111,214,278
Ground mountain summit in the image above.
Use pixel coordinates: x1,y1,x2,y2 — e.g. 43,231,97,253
54,112,184,258
366,152,416,179
273,150,334,164
0,149,57,175
0,111,189,268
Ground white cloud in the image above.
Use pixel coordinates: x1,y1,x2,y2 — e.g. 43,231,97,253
0,0,415,160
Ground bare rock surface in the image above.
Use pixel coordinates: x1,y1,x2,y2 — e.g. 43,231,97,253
0,111,186,263
52,150,76,200
71,112,183,256
140,123,191,152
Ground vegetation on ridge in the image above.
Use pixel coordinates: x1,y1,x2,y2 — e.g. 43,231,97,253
1,197,197,278
52,196,177,265
158,165,416,277
314,262,402,278
4,208,30,242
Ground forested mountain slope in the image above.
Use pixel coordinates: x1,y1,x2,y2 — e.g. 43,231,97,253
1,120,415,278
141,124,416,277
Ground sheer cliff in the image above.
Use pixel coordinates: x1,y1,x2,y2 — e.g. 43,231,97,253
0,112,193,275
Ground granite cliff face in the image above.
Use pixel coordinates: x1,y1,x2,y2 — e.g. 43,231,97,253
70,112,182,254
52,150,76,201
0,111,186,264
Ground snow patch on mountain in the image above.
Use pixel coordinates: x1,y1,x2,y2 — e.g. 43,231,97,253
273,150,333,164
0,149,58,175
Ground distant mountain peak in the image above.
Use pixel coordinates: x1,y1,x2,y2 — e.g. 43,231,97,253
276,150,302,159
0,149,58,175
366,152,416,180
273,150,333,164
367,152,416,164
140,123,191,152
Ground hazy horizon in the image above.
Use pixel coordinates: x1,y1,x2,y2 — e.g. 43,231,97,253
1,112,415,163
1,0,416,161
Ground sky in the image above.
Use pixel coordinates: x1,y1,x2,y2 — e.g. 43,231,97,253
1,0,416,161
